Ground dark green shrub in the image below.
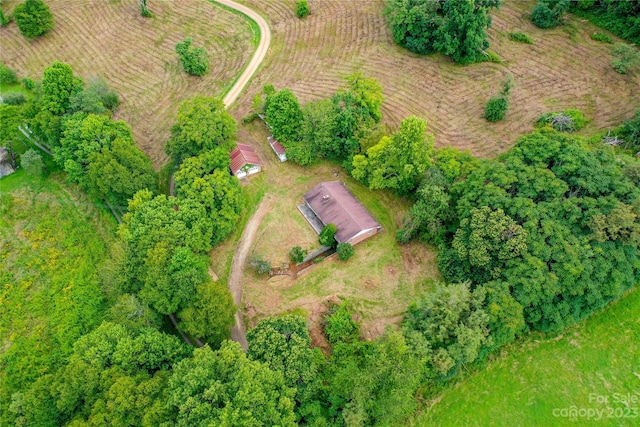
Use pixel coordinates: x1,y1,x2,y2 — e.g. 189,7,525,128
288,246,307,264
508,32,533,44
0,8,10,27
589,32,612,44
139,0,152,17
336,242,354,261
295,0,309,18
175,38,209,76
0,63,18,85
319,223,337,247
536,109,587,132
2,92,27,105
531,0,568,29
485,97,508,122
13,0,55,39
485,75,513,122
611,43,640,74
324,302,360,344
21,77,35,90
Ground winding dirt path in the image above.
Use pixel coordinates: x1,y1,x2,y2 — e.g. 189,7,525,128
167,1,270,347
228,196,275,350
212,0,271,349
217,0,271,108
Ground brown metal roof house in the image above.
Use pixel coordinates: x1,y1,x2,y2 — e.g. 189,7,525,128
230,144,261,179
302,181,382,246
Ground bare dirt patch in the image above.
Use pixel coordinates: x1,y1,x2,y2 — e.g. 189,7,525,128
0,0,254,167
230,0,640,158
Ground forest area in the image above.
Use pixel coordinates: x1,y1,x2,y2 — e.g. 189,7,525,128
2,0,640,426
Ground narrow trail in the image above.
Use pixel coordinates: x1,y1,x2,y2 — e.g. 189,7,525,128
228,196,275,350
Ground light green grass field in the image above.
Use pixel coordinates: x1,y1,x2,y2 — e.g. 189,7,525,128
413,288,640,426
0,171,120,414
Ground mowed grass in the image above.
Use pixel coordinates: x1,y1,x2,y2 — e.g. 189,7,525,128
413,288,640,427
0,0,255,167
0,171,119,411
231,0,640,158
238,121,439,340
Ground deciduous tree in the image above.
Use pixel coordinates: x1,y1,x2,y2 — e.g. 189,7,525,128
165,96,236,165
352,115,434,195
13,0,54,39
178,280,236,346
168,342,297,427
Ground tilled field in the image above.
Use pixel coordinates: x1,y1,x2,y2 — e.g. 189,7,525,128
0,0,254,166
232,0,640,157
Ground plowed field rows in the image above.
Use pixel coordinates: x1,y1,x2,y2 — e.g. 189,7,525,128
0,0,253,166
233,0,640,157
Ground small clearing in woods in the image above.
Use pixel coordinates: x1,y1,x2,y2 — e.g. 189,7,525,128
0,0,254,167
239,121,439,344
230,0,640,158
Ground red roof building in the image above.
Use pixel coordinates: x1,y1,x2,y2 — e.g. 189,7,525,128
230,144,262,178
302,181,382,245
268,135,287,162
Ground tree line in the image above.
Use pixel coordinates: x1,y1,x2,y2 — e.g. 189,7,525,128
254,73,640,424
2,62,251,425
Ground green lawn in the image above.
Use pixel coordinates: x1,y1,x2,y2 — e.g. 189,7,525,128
0,171,119,417
414,288,640,426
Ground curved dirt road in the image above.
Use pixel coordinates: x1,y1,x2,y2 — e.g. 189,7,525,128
214,0,271,349
228,197,275,350
217,0,271,108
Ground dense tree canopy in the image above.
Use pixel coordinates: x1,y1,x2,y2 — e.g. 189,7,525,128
168,342,297,427
178,280,236,345
352,115,434,195
119,190,213,307
247,314,323,420
165,96,236,165
322,330,425,426
570,0,640,45
175,168,242,245
263,74,384,168
430,130,640,331
55,112,157,207
384,0,501,64
10,322,190,426
405,282,491,375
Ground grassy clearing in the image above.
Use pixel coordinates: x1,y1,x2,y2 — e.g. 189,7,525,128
0,0,254,167
0,171,120,414
237,121,439,340
413,288,640,426
231,0,640,158
0,82,34,100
